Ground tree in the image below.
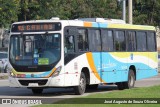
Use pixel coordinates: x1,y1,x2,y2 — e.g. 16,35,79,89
0,0,20,28
133,0,160,26
0,0,160,28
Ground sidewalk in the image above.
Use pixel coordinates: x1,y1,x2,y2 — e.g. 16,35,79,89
0,73,8,76
0,73,8,79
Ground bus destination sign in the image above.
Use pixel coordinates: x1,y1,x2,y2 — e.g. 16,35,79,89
11,23,61,32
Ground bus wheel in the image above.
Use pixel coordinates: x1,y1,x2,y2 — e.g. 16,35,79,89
123,69,135,89
74,72,86,95
32,89,43,94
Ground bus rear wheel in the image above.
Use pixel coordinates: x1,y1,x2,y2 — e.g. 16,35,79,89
124,69,135,89
32,89,43,94
117,69,135,90
74,72,86,95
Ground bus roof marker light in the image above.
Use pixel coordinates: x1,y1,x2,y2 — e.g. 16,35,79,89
50,17,60,20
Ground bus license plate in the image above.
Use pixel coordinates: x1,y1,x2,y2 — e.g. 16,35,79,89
28,83,39,87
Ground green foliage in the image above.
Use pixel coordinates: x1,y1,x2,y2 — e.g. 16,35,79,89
0,0,160,27
133,0,160,26
0,0,20,27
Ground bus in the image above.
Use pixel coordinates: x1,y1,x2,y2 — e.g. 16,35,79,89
8,18,158,95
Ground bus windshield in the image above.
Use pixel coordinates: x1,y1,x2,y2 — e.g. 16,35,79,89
9,33,61,66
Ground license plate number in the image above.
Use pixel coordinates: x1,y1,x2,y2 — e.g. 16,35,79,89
28,83,39,87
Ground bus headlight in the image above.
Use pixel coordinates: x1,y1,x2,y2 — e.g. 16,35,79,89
52,66,62,77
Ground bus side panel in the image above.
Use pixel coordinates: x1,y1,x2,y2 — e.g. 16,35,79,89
85,52,104,84
100,52,158,83
63,52,158,86
87,52,128,83
63,57,80,86
102,52,128,83
134,52,158,80
64,53,101,86
81,53,102,84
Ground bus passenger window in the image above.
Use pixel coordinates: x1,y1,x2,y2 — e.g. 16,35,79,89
127,31,136,51
65,35,75,53
78,29,88,52
102,30,113,51
114,31,126,51
137,32,147,51
147,32,156,51
88,29,101,51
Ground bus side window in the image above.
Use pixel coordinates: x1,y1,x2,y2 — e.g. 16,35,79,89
64,35,75,53
88,29,101,51
78,29,88,52
127,31,136,51
147,32,156,51
137,32,147,51
102,30,113,51
114,30,126,51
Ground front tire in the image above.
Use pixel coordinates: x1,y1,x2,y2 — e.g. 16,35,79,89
74,72,86,95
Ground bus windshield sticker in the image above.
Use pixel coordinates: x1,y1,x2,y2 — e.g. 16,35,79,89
38,58,49,65
34,58,38,65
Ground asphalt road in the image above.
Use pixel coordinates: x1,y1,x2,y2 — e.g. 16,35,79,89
0,73,159,107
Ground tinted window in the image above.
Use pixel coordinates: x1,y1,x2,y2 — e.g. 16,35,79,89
64,35,75,53
88,29,101,51
102,30,113,51
126,31,136,51
10,34,61,66
147,32,156,51
0,53,7,59
78,29,89,52
137,32,147,51
114,31,126,51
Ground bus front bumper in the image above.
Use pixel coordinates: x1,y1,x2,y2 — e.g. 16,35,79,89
8,75,65,88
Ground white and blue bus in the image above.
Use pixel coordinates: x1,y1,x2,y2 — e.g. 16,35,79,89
8,18,158,95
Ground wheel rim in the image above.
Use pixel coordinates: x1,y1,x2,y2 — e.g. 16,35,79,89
129,74,134,87
80,77,85,91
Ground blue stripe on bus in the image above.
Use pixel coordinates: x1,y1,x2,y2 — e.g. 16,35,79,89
92,23,99,27
92,23,108,28
98,23,108,28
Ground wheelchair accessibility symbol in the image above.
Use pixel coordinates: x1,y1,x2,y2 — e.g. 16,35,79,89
34,58,38,64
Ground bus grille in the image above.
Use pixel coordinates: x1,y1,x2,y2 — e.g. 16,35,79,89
18,80,48,86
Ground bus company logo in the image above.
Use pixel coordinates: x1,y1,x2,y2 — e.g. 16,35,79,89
31,74,34,77
2,99,11,104
130,53,133,60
